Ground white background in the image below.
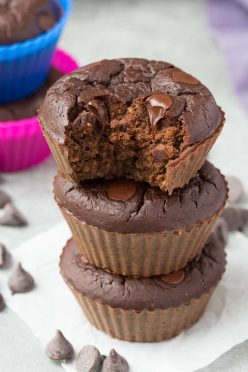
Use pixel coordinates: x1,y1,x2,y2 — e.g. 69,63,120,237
1,0,248,371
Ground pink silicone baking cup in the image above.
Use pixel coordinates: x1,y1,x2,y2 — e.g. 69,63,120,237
0,49,79,172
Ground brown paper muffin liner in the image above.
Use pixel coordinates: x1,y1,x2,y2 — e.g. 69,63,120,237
42,114,224,194
57,202,225,277
69,284,215,342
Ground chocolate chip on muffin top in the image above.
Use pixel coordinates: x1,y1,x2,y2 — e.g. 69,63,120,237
0,0,61,45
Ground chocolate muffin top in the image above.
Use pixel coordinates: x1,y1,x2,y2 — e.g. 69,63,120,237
41,58,222,145
60,233,226,310
0,0,61,45
0,68,62,121
40,58,223,192
54,161,227,234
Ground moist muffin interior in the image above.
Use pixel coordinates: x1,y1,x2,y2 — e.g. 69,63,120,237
41,58,223,190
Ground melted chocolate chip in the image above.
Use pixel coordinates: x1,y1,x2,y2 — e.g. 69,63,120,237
146,93,172,129
161,269,185,284
102,349,129,372
8,263,35,295
107,179,137,201
46,330,74,362
153,144,169,162
172,70,199,85
76,345,102,372
87,99,108,132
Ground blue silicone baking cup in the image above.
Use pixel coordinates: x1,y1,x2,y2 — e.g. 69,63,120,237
0,0,72,104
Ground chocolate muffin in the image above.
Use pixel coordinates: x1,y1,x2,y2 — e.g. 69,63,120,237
60,232,226,342
0,0,62,45
0,68,62,121
54,161,228,277
40,58,224,193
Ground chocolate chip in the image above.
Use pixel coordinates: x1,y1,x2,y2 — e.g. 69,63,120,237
226,176,244,204
161,269,185,284
0,203,27,226
76,345,102,372
0,293,5,312
222,207,248,232
153,144,169,162
87,99,108,132
74,112,100,133
0,190,11,208
38,12,56,32
146,93,172,129
8,263,35,294
214,218,228,245
102,349,129,372
46,330,74,362
172,70,199,85
107,179,137,201
0,243,9,268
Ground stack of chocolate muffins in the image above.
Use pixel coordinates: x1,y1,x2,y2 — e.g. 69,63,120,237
39,58,228,342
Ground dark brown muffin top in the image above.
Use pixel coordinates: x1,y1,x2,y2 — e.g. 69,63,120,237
41,58,222,145
40,58,223,192
0,0,61,45
54,161,227,234
60,233,226,311
0,68,62,121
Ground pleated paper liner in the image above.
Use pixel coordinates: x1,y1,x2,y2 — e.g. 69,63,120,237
41,112,225,194
58,203,226,277
69,285,215,342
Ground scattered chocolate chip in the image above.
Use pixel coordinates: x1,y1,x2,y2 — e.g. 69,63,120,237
161,269,185,285
107,179,137,201
39,12,56,32
0,243,9,268
146,93,172,129
226,176,244,204
102,349,129,372
8,263,35,294
0,293,5,312
0,203,27,226
153,144,169,162
172,70,199,85
222,207,248,232
214,218,228,245
76,345,102,372
46,330,74,362
0,190,11,208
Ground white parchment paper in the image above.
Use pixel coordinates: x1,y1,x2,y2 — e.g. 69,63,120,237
0,222,248,372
